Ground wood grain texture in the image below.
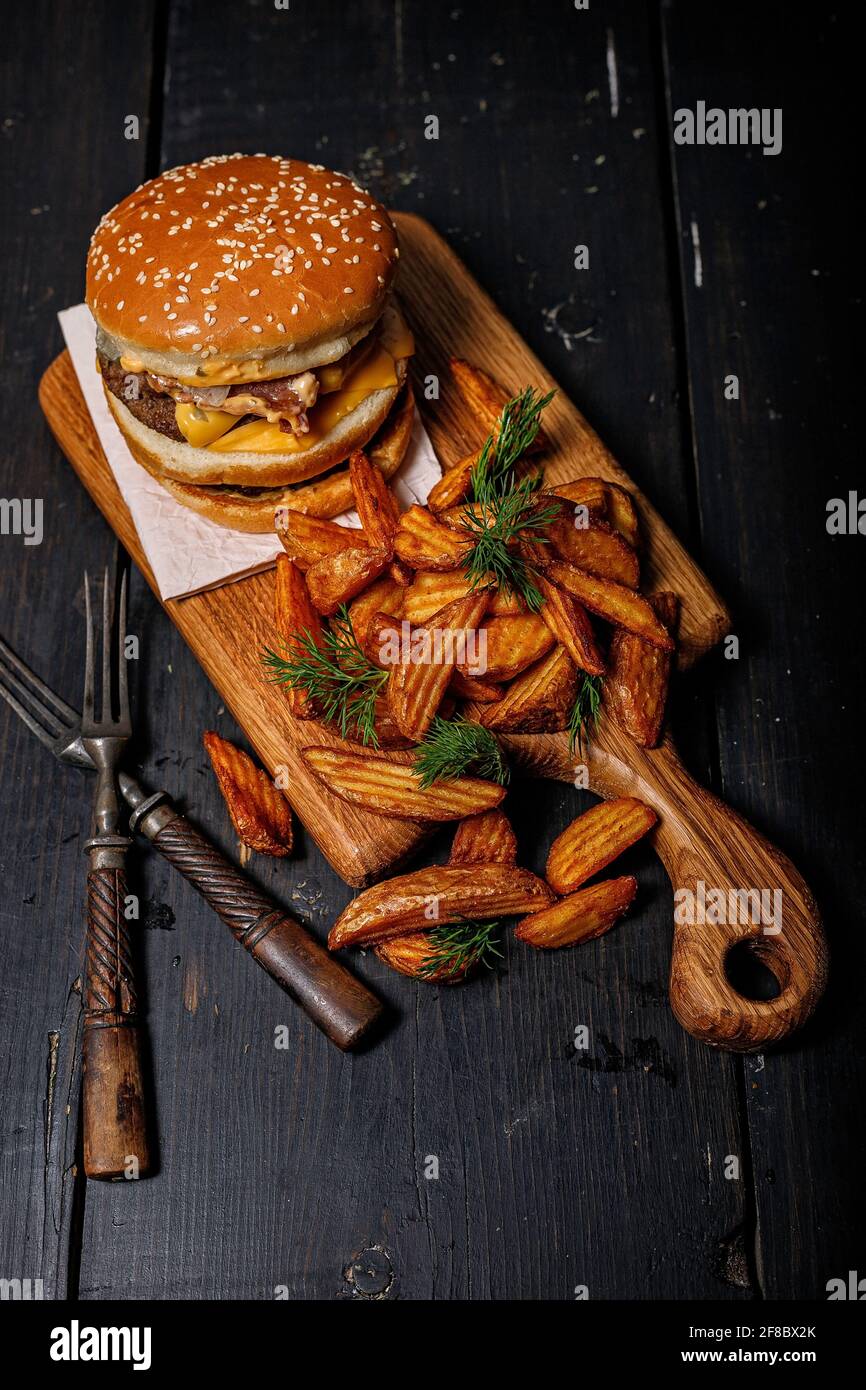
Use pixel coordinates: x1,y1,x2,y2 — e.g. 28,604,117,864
662,0,864,1295
39,212,729,887
0,0,158,1293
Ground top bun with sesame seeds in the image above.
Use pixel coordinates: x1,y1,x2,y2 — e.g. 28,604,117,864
86,153,400,379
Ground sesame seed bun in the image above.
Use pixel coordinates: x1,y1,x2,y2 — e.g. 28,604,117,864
86,153,400,380
105,353,408,489
132,381,416,532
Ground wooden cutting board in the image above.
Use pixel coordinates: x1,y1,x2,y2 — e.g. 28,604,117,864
40,214,827,1051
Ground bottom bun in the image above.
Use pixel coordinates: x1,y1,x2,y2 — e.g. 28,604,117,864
134,380,417,532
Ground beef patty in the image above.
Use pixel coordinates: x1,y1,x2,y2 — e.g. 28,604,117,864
98,353,184,441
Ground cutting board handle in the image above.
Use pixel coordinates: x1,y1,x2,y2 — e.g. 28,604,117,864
503,731,828,1051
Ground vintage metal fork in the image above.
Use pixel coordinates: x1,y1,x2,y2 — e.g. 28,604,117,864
79,570,149,1180
0,606,384,1056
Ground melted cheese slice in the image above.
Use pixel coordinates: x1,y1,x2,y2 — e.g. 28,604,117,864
174,404,238,448
204,346,399,454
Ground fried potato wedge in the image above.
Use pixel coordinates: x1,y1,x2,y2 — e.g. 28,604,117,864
450,358,550,453
603,481,641,551
349,449,400,555
447,670,504,704
449,808,518,866
273,555,324,718
545,561,675,650
368,379,415,474
545,796,658,894
480,644,579,733
302,746,505,822
394,504,471,571
486,587,526,617
515,876,637,948
548,477,609,518
305,545,390,617
387,590,490,740
535,574,605,676
458,614,555,682
348,447,412,585
426,452,479,513
275,510,364,570
329,863,553,949
365,610,406,669
374,932,473,983
203,731,293,856
605,591,678,747
547,508,640,588
402,570,478,623
548,477,640,549
346,577,404,664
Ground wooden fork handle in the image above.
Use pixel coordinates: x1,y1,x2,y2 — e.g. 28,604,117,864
135,808,384,1051
82,862,149,1179
502,730,829,1052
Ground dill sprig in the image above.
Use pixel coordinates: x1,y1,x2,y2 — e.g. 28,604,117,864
471,386,555,501
462,387,557,611
262,605,387,747
413,717,510,788
420,917,503,979
462,475,559,611
568,673,604,755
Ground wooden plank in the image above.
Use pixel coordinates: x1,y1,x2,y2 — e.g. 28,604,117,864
0,0,157,1297
662,0,863,1296
65,0,753,1300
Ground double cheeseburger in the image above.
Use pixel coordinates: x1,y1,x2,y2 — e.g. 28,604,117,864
86,153,414,531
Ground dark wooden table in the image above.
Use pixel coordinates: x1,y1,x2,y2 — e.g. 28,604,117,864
1,0,862,1301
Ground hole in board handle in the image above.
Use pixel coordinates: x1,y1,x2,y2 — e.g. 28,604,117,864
724,938,788,1002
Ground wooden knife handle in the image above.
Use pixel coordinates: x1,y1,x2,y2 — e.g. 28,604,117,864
147,813,384,1051
502,729,828,1052
83,865,149,1179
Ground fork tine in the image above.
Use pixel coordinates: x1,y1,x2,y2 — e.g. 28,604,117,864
101,568,112,725
117,569,129,725
0,677,60,750
0,634,80,726
82,572,95,726
0,660,65,739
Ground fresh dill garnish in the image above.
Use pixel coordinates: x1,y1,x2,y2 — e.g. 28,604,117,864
462,475,559,611
471,386,555,501
419,917,503,979
568,673,604,755
262,604,387,747
462,387,558,611
413,717,510,788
